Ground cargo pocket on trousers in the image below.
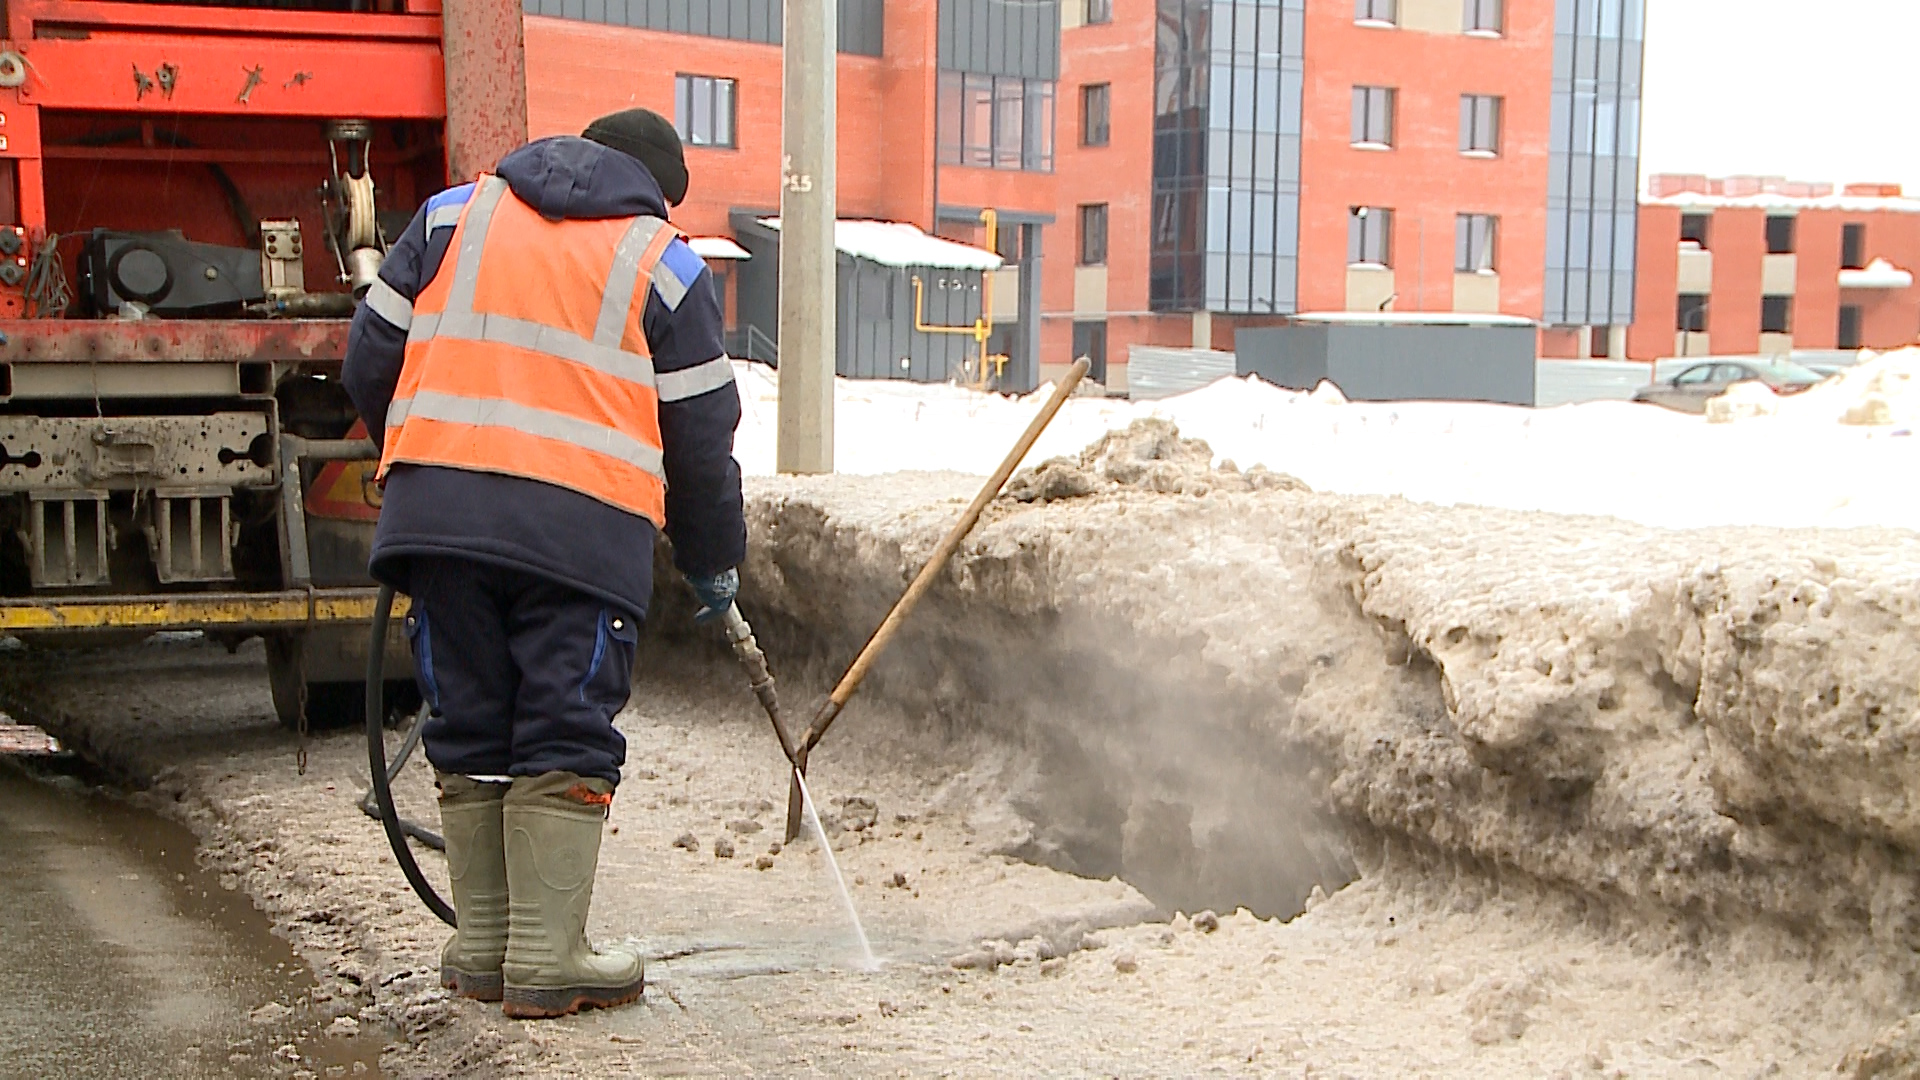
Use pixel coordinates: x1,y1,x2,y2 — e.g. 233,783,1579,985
577,608,639,705
404,609,442,713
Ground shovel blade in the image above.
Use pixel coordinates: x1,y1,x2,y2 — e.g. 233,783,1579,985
785,766,805,844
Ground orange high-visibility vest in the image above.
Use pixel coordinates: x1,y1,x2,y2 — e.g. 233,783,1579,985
378,175,679,526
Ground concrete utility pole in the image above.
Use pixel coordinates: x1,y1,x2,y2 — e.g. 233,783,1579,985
776,0,837,474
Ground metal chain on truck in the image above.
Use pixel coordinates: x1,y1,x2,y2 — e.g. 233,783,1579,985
296,656,309,776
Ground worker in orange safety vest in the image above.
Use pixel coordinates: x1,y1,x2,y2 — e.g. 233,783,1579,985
343,109,745,1019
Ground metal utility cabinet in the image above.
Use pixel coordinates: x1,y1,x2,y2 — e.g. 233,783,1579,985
1235,315,1539,406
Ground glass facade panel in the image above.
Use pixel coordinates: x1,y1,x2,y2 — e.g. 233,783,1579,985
1544,0,1645,326
937,72,964,163
1024,81,1055,170
965,75,994,166
936,70,1056,172
1152,0,1300,313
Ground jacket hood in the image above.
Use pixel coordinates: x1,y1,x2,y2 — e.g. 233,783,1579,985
495,136,670,222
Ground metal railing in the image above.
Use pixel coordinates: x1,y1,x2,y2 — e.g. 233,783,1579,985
744,324,780,368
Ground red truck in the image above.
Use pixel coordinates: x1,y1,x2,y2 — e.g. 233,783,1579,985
0,0,526,728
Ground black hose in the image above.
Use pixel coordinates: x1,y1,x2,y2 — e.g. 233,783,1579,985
367,584,455,926
356,704,444,852
68,126,261,247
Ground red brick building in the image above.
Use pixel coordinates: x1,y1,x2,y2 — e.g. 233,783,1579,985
1625,174,1920,362
519,0,1646,391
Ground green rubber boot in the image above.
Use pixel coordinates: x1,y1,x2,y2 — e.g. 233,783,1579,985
436,774,510,1001
500,772,644,1019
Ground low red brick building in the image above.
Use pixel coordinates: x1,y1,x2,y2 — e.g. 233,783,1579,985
1623,174,1920,362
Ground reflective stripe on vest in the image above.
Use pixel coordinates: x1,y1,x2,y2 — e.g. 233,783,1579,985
361,277,413,332
378,176,677,524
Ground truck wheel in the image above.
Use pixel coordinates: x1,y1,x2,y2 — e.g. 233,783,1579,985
265,632,419,731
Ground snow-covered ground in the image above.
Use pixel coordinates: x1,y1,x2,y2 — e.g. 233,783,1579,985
729,349,1920,532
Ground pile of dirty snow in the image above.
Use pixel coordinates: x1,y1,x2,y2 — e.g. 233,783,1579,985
1705,379,1781,423
1777,349,1920,428
1005,418,1308,503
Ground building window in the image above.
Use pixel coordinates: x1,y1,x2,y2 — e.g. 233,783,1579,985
1761,296,1794,334
1349,206,1393,266
938,73,1055,172
1765,215,1796,255
1590,327,1613,359
1459,95,1502,155
674,74,737,149
1456,214,1498,273
1464,0,1503,33
1839,305,1863,349
996,224,1025,263
994,78,1025,168
1842,223,1867,271
1073,320,1108,383
1355,0,1396,24
1352,86,1396,148
1081,83,1111,147
1085,0,1112,24
1676,293,1708,332
1680,213,1711,249
1079,204,1109,266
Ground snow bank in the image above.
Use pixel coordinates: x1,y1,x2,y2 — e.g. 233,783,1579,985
1705,379,1779,423
664,426,1920,991
730,355,1920,533
1776,349,1920,429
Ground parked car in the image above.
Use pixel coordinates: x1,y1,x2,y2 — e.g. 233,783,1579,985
1797,358,1857,378
1633,360,1826,413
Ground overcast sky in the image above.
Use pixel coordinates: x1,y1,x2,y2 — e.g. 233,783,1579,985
1640,0,1920,187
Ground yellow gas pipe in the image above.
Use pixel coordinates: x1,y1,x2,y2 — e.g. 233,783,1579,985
911,208,1008,391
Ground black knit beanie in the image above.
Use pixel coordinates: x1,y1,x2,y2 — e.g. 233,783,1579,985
583,108,689,206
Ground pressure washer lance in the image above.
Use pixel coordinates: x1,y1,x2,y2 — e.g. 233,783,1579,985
778,357,1091,842
715,602,803,773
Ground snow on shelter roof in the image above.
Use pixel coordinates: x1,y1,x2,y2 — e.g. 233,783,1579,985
756,218,1003,271
1288,311,1538,327
688,236,751,260
1839,258,1914,290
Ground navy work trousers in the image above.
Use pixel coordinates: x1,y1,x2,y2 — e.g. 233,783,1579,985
404,555,638,784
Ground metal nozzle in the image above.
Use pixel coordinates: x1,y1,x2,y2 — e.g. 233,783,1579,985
719,603,801,768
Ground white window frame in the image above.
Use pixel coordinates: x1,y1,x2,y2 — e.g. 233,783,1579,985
1349,206,1393,267
1352,86,1396,149
1459,94,1502,156
1355,0,1398,26
674,73,737,149
1456,213,1499,273
1464,0,1504,35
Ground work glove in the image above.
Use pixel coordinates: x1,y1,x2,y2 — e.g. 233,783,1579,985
685,567,740,625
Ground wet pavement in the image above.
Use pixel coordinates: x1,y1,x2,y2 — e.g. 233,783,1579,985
0,758,386,1079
